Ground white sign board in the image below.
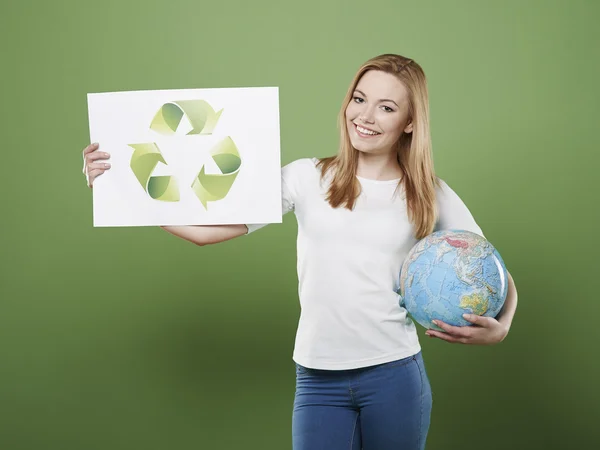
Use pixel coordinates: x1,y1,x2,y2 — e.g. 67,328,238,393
87,87,282,227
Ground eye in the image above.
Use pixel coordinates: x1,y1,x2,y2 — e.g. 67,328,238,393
353,96,364,103
381,105,394,113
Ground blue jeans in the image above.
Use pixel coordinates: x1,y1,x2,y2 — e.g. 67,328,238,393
292,352,432,450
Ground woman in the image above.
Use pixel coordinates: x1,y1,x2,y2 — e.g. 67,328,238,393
82,54,518,450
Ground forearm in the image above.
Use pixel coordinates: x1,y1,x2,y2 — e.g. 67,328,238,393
497,271,518,330
160,224,248,246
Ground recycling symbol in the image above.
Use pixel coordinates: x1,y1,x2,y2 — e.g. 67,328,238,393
127,100,241,209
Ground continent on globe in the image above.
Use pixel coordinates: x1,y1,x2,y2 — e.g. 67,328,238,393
446,238,469,249
459,292,489,316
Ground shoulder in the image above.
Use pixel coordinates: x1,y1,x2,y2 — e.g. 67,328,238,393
434,176,450,193
434,177,461,201
282,157,320,179
433,176,485,237
283,157,319,172
434,177,468,209
280,158,321,197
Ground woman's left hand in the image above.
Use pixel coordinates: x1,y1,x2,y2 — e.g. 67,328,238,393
425,314,509,345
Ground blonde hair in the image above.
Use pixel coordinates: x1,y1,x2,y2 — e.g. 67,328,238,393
316,53,440,239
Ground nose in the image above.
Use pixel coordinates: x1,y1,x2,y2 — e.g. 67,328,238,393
359,104,376,124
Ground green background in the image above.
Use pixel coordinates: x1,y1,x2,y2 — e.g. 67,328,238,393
1,0,598,448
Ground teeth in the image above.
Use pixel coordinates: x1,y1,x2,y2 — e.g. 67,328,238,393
356,125,379,135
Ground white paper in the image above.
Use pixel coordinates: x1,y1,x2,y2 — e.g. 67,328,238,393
87,87,282,227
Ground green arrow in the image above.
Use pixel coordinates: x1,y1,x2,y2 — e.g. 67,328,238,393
128,143,180,202
150,100,223,135
191,136,241,209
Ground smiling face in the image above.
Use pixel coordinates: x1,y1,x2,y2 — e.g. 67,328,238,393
345,70,413,156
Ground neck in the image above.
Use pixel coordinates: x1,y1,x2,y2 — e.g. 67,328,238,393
356,150,402,181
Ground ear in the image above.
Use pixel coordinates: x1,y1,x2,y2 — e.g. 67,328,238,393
404,121,413,134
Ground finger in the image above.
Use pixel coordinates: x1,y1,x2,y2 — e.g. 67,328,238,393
84,151,110,168
86,168,106,187
82,143,99,156
82,143,110,171
86,162,111,173
86,151,110,162
426,330,462,344
432,320,470,337
82,144,99,170
462,314,494,328
83,151,111,174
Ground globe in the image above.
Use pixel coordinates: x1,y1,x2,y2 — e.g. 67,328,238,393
399,230,508,331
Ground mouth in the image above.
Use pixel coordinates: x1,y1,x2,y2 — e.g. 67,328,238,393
353,123,381,137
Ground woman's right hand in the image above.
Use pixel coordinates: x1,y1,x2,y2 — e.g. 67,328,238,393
82,142,111,188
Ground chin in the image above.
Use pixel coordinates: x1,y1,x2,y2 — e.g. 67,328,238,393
350,140,383,154
349,140,366,152
355,147,384,156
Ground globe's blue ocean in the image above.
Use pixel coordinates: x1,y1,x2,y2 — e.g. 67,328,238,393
399,230,508,330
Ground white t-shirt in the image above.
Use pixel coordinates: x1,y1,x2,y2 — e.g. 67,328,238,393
246,158,485,370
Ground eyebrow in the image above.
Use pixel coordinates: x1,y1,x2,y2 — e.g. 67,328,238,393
354,89,399,107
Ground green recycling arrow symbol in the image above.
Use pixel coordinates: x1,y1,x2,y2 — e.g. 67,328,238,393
128,142,180,202
150,100,223,135
192,136,241,208
127,99,242,209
